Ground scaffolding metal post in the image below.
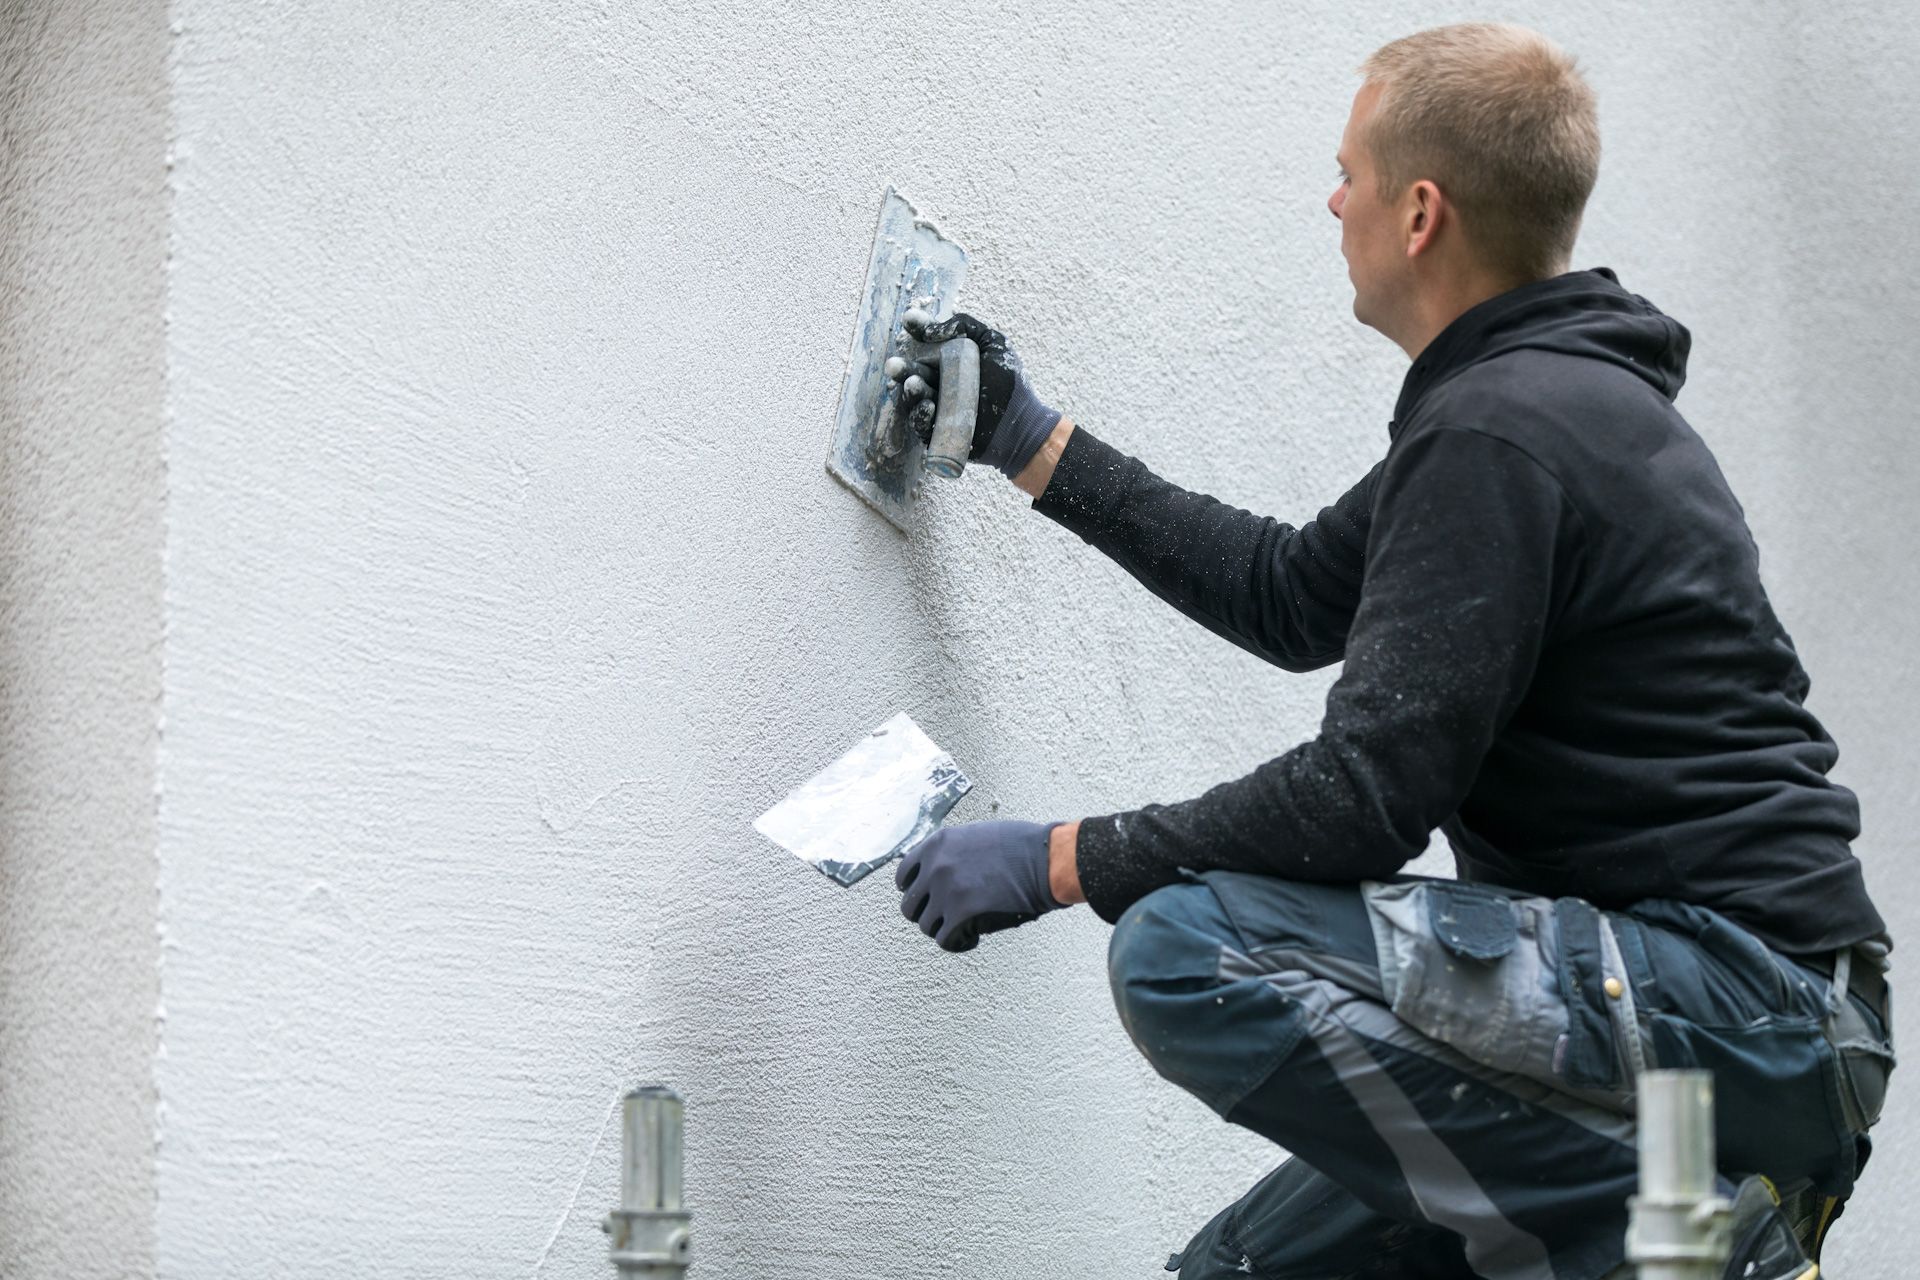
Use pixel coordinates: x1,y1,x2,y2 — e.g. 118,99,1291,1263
1626,1070,1731,1280
604,1085,693,1277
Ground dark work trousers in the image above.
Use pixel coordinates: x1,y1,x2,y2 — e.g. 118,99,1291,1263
1108,871,1894,1280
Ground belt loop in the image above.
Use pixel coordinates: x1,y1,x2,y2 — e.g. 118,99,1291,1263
1826,946,1854,1018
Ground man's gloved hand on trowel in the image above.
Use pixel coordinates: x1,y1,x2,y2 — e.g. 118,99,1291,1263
896,819,1064,952
891,312,1063,479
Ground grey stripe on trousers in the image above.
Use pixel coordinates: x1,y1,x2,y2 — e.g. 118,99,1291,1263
1236,953,1639,1280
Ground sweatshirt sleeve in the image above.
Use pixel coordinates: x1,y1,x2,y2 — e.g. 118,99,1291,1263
1032,427,1379,672
1071,423,1583,923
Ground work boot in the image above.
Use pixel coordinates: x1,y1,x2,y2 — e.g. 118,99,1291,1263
1765,1175,1845,1266
1723,1175,1818,1280
1601,1177,1818,1280
1770,1135,1869,1265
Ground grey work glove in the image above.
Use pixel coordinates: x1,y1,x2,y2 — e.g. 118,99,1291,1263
895,819,1064,953
893,312,1062,479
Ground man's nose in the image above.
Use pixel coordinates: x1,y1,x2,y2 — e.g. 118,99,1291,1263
1328,186,1344,219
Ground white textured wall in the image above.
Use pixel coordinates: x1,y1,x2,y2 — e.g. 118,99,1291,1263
1738,9,1920,1265
151,2,1920,1278
0,2,165,1277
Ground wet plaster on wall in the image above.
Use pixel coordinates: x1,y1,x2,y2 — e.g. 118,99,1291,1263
0,2,167,1277
155,1,1918,1276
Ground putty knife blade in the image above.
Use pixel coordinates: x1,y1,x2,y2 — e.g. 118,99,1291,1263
754,712,972,886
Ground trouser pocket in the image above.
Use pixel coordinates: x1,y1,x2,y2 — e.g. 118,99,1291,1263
1641,1011,1848,1187
1362,880,1572,1086
1626,904,1885,1193
1836,1038,1893,1133
1824,975,1895,1133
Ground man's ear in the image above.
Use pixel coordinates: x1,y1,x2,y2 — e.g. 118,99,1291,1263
1405,180,1444,259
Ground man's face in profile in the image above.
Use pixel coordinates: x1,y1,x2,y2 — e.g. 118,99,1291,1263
1329,82,1403,334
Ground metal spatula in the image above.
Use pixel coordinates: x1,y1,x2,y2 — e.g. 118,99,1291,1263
753,712,972,886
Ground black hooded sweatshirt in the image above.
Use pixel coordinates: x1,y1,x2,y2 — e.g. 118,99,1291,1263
1035,267,1885,956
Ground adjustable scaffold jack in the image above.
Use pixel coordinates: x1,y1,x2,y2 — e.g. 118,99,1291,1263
604,1086,693,1278
1627,1070,1732,1279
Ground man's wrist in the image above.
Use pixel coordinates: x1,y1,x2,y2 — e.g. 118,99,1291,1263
1014,417,1076,499
1048,819,1085,906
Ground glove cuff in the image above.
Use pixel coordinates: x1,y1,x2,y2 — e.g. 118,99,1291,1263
980,377,1062,479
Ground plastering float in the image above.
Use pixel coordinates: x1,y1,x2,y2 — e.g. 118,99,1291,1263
826,186,979,531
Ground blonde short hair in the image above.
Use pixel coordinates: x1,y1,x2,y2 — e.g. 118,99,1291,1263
1360,23,1600,282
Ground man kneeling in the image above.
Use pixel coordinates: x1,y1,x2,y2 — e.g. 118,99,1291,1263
893,22,1893,1280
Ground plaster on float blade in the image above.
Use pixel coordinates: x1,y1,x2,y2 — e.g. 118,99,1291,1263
754,712,972,886
826,186,969,531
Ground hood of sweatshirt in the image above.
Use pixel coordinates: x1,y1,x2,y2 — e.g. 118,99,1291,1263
1389,267,1692,438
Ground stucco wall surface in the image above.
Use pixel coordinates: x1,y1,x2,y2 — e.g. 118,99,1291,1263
0,2,166,1277
156,2,1919,1277
1728,10,1920,1268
